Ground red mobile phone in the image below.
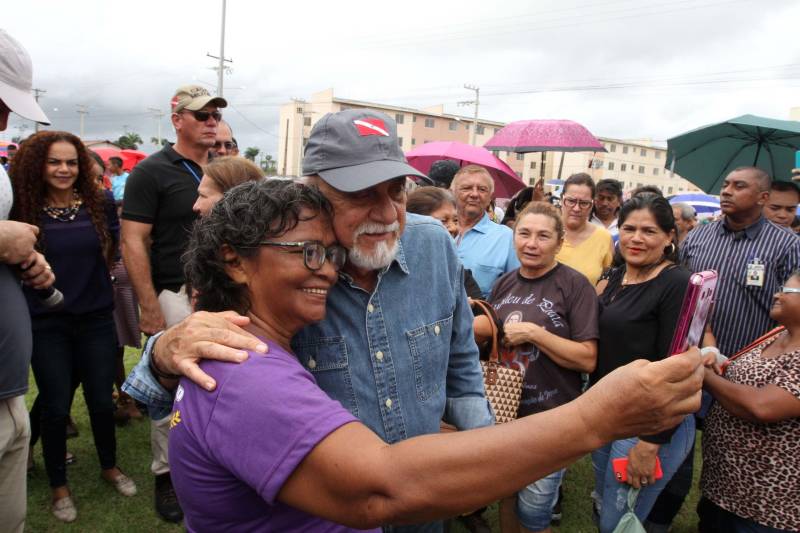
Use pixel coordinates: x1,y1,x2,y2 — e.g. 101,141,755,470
669,270,718,355
612,456,663,483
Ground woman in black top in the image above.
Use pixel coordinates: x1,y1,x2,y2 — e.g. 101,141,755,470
591,194,694,533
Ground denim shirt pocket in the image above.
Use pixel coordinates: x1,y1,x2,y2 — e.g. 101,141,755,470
294,336,358,417
405,314,454,402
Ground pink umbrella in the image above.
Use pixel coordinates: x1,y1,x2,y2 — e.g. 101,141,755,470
405,141,525,198
484,119,606,153
91,147,147,171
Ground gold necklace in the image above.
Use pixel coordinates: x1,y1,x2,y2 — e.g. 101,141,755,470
43,189,82,222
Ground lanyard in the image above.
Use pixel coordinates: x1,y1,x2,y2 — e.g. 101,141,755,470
181,161,202,184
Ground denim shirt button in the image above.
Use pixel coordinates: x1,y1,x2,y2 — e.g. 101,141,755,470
385,398,392,409
308,358,317,369
375,351,384,361
367,304,374,313
434,325,441,335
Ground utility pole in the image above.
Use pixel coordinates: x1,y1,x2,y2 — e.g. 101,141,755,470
457,84,480,145
77,105,88,138
33,88,46,132
206,0,232,97
147,107,164,147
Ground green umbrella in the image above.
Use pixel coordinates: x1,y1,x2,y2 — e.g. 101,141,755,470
665,114,800,194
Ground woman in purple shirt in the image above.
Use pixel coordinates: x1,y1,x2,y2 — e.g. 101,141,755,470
165,179,703,532
10,132,136,522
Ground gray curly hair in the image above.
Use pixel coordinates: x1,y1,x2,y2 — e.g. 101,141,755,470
183,179,334,314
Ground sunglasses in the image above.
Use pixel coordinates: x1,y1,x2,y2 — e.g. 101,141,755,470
182,109,222,122
214,141,235,150
256,241,347,272
778,286,800,294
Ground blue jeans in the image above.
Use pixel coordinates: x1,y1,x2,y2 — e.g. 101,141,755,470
592,416,695,533
516,468,566,531
29,311,118,488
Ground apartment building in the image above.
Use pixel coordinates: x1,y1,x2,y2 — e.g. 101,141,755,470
277,89,699,196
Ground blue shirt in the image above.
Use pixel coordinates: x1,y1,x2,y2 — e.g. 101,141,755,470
111,172,128,201
455,213,520,298
125,213,494,435
680,216,800,356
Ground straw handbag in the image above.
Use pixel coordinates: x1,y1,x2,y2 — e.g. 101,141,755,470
472,299,523,424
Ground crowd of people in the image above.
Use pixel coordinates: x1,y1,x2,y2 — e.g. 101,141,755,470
0,27,799,533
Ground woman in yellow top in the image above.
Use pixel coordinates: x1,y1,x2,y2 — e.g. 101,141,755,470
556,173,614,286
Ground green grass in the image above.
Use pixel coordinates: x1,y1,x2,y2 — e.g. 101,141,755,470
25,347,702,532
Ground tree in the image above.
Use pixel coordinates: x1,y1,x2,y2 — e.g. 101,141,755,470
261,154,277,176
150,137,168,147
244,147,259,161
117,132,143,150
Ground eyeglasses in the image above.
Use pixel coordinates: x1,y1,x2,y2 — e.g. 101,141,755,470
458,185,491,195
214,141,235,150
182,109,222,122
778,286,800,294
257,241,347,272
562,196,593,210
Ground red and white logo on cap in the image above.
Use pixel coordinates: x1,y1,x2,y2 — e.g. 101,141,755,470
170,96,179,111
353,118,390,137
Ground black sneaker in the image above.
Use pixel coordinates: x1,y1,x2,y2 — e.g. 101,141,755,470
154,472,184,523
551,484,563,524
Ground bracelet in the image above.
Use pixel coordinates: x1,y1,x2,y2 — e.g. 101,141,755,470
148,340,182,381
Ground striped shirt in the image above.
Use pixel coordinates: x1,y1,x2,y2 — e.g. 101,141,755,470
680,216,800,356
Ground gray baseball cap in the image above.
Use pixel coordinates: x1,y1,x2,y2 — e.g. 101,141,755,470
302,108,428,192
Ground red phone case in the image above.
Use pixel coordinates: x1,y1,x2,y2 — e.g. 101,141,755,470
668,270,718,355
612,456,663,483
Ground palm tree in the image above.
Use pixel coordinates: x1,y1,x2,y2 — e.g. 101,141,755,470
117,132,143,150
244,147,259,161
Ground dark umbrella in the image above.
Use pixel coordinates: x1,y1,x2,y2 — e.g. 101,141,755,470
666,114,800,194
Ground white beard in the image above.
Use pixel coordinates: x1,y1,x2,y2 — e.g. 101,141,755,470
347,221,400,271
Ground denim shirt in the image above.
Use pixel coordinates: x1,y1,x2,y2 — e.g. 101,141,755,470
124,214,494,437
455,212,520,298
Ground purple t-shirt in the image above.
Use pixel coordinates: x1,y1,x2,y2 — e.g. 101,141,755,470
168,341,379,533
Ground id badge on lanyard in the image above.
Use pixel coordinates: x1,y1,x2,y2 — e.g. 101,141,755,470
745,257,765,287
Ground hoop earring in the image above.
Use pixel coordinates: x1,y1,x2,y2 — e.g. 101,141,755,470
665,242,676,256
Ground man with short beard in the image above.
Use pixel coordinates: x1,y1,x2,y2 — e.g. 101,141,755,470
124,109,495,533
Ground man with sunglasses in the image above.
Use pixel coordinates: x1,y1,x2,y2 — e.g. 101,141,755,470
213,120,236,157
121,84,226,523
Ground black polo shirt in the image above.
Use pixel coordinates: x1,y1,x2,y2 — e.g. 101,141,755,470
122,143,202,292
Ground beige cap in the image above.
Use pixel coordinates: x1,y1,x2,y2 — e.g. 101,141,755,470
170,85,227,113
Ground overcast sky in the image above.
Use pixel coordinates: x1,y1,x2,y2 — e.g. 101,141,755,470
4,0,799,158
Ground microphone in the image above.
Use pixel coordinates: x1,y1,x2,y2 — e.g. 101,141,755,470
35,286,64,309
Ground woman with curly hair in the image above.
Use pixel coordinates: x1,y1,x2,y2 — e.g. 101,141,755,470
10,131,136,522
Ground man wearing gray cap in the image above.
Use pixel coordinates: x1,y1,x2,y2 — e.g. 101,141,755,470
121,84,226,523
125,109,494,532
0,28,55,533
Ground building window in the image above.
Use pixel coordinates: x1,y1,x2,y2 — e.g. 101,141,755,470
449,121,457,131
395,113,404,124
494,128,500,134
476,125,485,135
607,162,615,171
668,186,674,194
655,151,662,159
424,118,435,128
515,171,522,178
412,115,416,122
491,150,500,157
592,159,603,169
541,152,547,161
398,137,403,148
621,163,627,172
653,167,659,176
622,146,629,154
640,148,647,157
530,161,537,170
516,153,524,161
638,165,645,174
637,183,643,188
303,116,311,127
411,138,416,145
610,144,617,152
